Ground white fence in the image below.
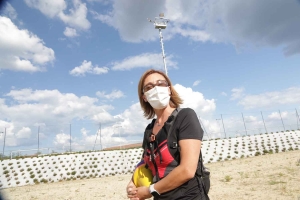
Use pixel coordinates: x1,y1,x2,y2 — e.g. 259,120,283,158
0,131,299,189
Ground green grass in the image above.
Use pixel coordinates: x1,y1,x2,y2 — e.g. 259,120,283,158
224,175,233,182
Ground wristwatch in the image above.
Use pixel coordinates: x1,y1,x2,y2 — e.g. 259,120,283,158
149,184,160,198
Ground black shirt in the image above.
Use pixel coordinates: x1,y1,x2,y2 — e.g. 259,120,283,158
142,108,206,199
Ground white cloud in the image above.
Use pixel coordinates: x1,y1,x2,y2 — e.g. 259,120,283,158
63,27,79,37
268,111,288,120
230,87,245,100
244,116,257,122
4,89,111,122
111,53,177,71
0,83,218,149
173,26,212,42
193,80,201,86
3,2,17,20
91,111,115,124
0,88,118,147
96,90,125,100
25,0,90,31
71,53,179,76
111,103,147,137
69,60,109,76
90,10,113,26
92,66,109,74
0,122,18,146
91,2,164,43
72,60,92,73
0,17,55,72
16,127,32,139
55,103,148,150
2,84,297,150
93,0,300,55
80,128,89,137
109,84,216,141
58,0,91,30
24,0,66,18
213,0,300,56
90,0,215,43
174,84,216,114
236,87,300,109
220,92,227,96
53,133,70,146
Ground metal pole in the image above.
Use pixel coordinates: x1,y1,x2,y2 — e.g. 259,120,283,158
296,108,300,130
93,123,101,151
216,119,221,135
99,123,102,150
38,126,40,155
221,114,226,138
278,110,285,132
69,124,72,152
159,28,168,76
0,131,3,159
119,128,121,150
93,127,98,151
296,111,298,130
198,116,210,140
3,128,6,158
261,111,268,133
241,113,247,135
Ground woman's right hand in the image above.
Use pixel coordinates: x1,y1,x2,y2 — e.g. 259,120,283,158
126,180,139,200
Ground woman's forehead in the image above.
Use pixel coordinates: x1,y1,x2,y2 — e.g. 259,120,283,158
144,73,165,84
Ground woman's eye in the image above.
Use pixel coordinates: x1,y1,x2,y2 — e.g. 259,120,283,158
145,85,153,91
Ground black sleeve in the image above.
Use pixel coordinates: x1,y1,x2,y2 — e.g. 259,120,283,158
176,108,203,141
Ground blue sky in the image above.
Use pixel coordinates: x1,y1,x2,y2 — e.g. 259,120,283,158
0,0,300,154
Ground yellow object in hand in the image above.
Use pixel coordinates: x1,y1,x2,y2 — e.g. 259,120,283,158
133,161,153,187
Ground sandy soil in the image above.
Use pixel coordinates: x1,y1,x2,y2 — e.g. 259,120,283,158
2,150,300,200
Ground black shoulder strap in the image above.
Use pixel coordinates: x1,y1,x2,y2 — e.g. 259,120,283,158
167,108,183,136
142,119,155,149
142,119,161,182
166,108,205,174
166,108,183,162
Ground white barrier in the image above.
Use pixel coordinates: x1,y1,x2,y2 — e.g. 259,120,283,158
0,131,299,189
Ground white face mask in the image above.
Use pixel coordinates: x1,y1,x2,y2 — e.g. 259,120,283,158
144,86,170,109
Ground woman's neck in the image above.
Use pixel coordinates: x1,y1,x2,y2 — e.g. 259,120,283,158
155,106,175,125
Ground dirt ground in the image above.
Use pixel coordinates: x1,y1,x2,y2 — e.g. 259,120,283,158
2,150,300,200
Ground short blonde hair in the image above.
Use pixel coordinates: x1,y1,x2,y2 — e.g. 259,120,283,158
138,69,183,119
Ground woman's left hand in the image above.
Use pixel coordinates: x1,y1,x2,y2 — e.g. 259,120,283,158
136,186,152,200
126,180,139,200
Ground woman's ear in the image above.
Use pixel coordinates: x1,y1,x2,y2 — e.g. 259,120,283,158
168,86,171,95
143,95,148,102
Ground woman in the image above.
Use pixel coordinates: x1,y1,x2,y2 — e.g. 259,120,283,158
126,69,207,200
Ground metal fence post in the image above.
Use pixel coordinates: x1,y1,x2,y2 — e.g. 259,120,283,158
221,114,226,138
38,126,40,155
2,128,6,158
242,113,247,135
279,110,286,131
261,111,268,133
296,108,300,130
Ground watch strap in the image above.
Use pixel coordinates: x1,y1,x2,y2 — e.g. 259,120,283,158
149,184,160,197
